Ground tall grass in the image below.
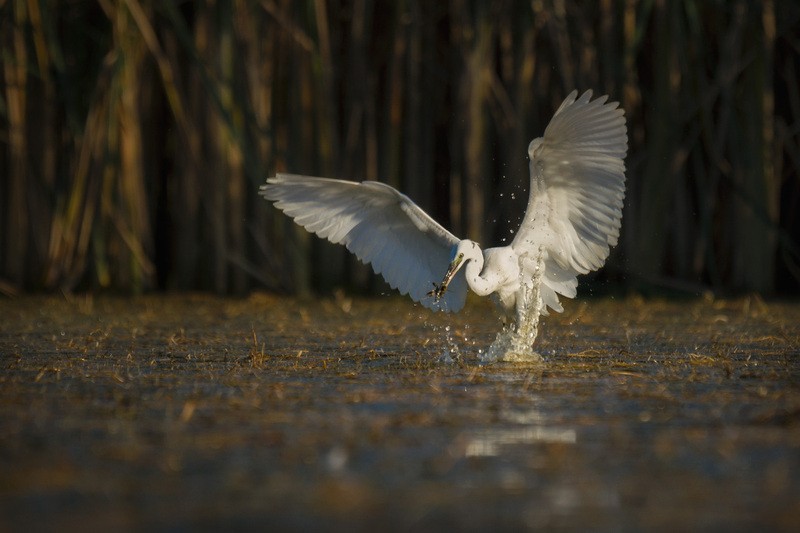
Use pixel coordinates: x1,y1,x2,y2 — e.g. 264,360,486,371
1,0,798,296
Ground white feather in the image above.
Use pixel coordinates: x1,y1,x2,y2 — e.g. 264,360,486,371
261,90,627,321
513,90,627,312
260,175,469,312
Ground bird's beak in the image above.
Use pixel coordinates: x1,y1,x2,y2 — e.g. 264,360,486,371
442,254,465,288
428,254,464,302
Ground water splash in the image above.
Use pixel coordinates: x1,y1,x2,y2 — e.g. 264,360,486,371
438,324,462,363
426,249,546,363
423,302,462,363
480,251,544,363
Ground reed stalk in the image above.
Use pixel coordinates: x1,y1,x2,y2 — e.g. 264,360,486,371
0,0,797,295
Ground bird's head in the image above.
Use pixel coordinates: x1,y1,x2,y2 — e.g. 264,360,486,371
428,240,481,302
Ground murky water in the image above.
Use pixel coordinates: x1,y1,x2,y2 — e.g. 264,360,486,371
1,294,799,530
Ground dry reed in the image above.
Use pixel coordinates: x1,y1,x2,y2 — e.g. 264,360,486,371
1,0,798,296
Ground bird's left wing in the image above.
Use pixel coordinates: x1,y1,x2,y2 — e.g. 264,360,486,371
513,90,628,276
260,174,468,312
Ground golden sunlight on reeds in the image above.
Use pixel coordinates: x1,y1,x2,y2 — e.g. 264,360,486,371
1,0,798,296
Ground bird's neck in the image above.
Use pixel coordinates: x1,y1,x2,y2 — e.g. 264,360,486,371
465,252,499,297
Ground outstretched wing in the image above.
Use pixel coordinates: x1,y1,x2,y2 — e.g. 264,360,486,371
260,174,469,312
512,90,628,309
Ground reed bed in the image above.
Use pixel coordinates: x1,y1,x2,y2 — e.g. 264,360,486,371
1,0,798,296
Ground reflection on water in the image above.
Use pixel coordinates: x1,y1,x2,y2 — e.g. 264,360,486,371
464,426,577,457
465,403,576,457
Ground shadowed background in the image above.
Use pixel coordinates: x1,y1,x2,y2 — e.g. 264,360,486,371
1,0,798,297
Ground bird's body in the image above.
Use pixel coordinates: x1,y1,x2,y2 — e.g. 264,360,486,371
261,90,628,359
444,241,522,315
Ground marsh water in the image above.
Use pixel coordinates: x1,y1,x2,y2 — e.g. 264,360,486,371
1,294,799,530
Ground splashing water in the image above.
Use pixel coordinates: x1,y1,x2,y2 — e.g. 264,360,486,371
423,305,463,364
427,248,546,364
480,251,545,363
439,324,462,363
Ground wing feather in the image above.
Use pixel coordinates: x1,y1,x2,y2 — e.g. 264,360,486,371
513,90,628,310
260,174,468,312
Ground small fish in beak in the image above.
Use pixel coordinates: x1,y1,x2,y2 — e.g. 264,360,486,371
427,253,465,302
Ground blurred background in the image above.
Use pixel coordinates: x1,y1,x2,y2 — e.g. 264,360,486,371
1,0,798,298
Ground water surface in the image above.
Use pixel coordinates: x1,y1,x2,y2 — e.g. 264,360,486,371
1,294,798,530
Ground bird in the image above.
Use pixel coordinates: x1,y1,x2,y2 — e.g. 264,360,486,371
260,90,627,355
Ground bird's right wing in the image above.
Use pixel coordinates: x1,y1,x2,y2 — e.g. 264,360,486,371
511,90,627,313
260,174,468,312
527,90,627,274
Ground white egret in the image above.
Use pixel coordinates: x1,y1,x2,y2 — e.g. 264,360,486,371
260,90,627,361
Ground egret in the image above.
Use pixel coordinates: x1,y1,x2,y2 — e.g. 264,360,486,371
260,90,627,361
